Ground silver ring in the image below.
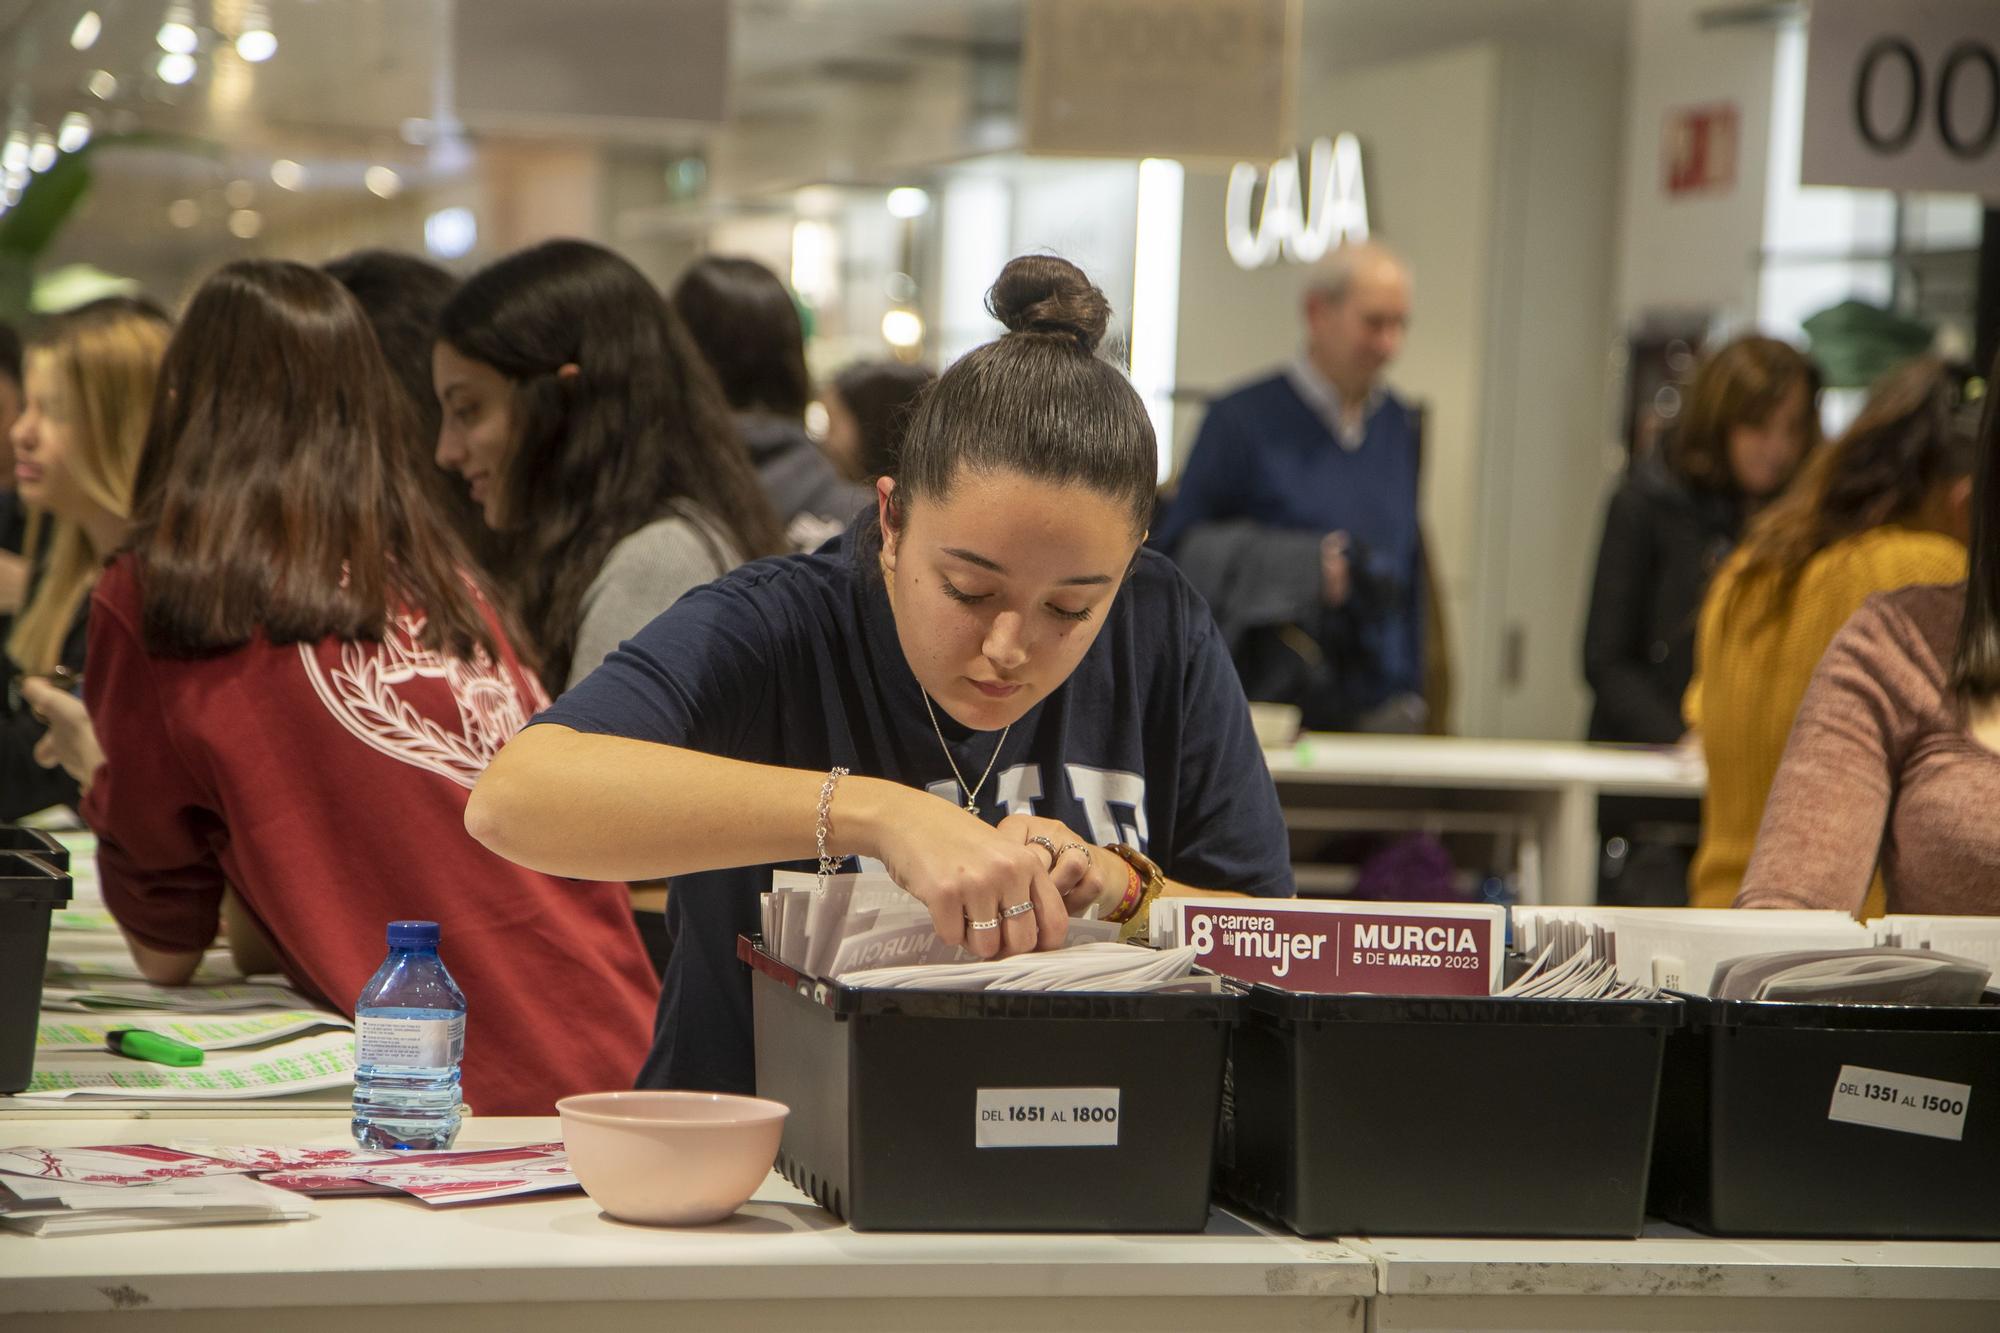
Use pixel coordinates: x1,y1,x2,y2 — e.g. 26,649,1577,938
967,917,1000,931
1000,900,1035,919
1058,841,1090,863
1027,834,1060,870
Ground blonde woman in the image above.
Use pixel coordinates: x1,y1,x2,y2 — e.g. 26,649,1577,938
4,298,169,818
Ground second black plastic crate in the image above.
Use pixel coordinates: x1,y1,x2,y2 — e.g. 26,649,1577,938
742,936,1238,1232
1220,987,1681,1237
1649,992,2000,1239
2,838,75,1094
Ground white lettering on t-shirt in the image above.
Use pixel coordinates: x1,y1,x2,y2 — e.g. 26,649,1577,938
1066,765,1149,850
926,764,1043,817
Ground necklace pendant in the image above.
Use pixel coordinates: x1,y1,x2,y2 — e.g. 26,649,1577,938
965,801,979,817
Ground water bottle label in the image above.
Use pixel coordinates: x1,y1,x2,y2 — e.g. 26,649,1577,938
356,1015,465,1068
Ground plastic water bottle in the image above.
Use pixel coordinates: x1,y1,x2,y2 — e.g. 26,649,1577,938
352,920,466,1150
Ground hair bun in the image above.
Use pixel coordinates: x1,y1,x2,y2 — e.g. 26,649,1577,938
985,255,1110,354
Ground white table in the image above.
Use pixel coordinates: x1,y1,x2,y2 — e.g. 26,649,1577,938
0,1116,1374,1333
1352,1229,2000,1332
7,1118,1997,1333
1265,734,1707,905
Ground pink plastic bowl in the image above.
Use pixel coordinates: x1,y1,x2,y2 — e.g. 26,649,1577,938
558,1090,789,1226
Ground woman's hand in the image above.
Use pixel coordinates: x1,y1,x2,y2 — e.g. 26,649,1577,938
995,812,1126,918
21,677,105,792
850,780,1068,960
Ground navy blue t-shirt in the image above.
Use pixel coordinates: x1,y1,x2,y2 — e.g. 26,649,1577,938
535,519,1293,1094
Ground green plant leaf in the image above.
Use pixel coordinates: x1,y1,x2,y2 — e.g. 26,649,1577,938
0,132,217,259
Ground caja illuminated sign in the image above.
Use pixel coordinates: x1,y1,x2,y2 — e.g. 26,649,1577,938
1224,132,1370,271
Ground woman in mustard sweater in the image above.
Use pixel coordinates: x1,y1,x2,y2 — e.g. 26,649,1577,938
1685,358,1979,908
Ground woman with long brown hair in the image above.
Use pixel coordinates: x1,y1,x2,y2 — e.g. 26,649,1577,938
434,240,785,693
26,260,656,1114
1583,335,1823,745
1687,359,1975,908
1739,354,2000,915
3,298,169,819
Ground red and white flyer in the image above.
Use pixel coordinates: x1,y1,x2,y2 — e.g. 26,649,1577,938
0,1144,251,1187
1149,899,1504,996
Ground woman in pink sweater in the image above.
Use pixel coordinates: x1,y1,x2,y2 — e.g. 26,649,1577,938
1738,363,2000,915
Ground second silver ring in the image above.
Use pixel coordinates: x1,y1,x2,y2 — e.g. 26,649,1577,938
1000,900,1036,919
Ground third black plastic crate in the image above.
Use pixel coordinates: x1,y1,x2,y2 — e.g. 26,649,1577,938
1220,986,1681,1237
741,936,1237,1232
1649,992,2000,1239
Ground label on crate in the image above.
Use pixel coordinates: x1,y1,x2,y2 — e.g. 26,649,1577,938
974,1087,1120,1148
1178,905,1497,995
356,1015,465,1069
1827,1065,1970,1142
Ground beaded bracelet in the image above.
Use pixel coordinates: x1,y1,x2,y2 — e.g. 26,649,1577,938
815,766,850,892
1103,857,1144,924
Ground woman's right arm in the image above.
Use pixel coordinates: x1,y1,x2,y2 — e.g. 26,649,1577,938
467,724,1068,957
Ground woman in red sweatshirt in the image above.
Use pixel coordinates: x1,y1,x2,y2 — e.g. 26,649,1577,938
29,260,657,1114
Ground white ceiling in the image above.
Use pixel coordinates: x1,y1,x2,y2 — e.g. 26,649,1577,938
0,0,1633,292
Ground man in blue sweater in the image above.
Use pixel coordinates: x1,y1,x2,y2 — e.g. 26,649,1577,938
1153,242,1425,732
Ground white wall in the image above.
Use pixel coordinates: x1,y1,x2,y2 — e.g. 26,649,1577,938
1613,0,1781,332
1474,41,1627,741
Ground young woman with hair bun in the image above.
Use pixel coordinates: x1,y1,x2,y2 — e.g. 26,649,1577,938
468,254,1293,1094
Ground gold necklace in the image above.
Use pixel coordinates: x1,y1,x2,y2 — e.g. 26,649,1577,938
920,690,1011,817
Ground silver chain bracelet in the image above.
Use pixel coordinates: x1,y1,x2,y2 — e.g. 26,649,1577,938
815,766,850,892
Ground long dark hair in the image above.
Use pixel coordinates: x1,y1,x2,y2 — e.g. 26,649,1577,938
893,254,1154,534
1669,335,1822,494
1951,350,2000,702
438,239,785,688
1731,357,1978,613
323,249,496,574
129,260,499,660
670,255,812,419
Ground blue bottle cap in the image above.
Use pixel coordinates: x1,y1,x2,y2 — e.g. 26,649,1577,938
386,920,440,948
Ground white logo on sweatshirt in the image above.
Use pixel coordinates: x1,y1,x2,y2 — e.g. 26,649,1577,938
298,614,546,789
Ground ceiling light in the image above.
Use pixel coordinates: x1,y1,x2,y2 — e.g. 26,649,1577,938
424,206,477,259
364,165,400,198
58,113,92,154
236,0,276,61
886,187,930,219
881,308,924,349
70,10,102,50
28,134,57,173
157,52,197,86
228,208,262,239
269,158,304,190
168,198,200,227
157,4,198,54
86,70,118,100
1,134,28,175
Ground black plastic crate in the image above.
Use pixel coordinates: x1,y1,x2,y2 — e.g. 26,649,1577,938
1649,992,2000,1239
741,936,1238,1232
1220,986,1680,1237
0,826,69,873
1,840,75,1094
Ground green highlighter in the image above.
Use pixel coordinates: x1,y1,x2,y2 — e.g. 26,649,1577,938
105,1029,205,1067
